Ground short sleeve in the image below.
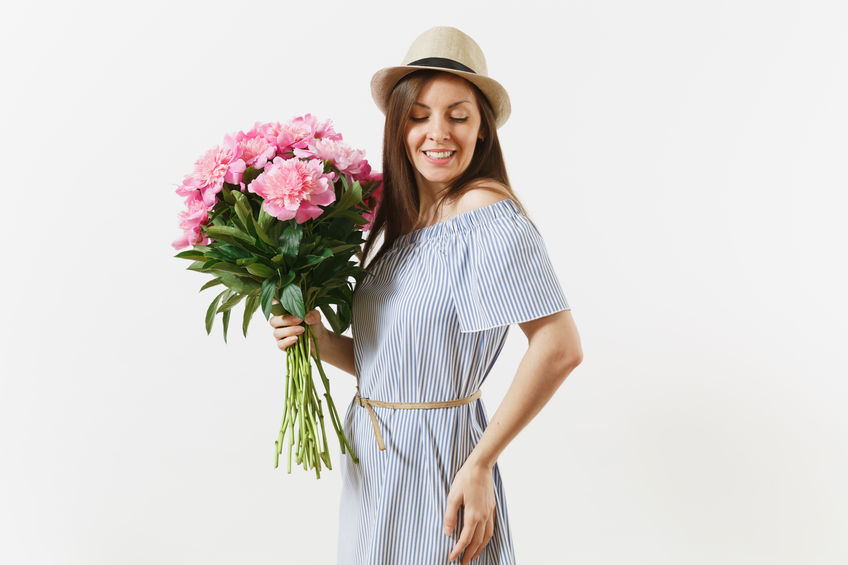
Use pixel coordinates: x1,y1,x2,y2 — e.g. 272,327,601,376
444,209,571,333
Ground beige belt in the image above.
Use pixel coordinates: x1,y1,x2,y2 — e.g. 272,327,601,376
354,386,482,451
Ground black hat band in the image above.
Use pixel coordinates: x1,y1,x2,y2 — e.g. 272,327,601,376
407,57,476,74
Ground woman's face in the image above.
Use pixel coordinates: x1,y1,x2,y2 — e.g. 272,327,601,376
404,73,483,197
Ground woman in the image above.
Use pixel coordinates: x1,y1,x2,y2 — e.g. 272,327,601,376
270,26,582,565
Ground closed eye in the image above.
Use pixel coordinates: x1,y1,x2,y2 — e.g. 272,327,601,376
409,117,468,123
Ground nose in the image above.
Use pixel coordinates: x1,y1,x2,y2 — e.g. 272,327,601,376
426,115,450,141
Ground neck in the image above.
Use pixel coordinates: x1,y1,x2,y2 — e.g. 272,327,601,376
415,175,450,211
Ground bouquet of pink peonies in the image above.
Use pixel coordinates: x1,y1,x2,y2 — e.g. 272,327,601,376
172,114,382,478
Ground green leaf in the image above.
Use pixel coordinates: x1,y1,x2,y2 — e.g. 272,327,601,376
251,215,275,246
218,272,261,294
205,290,228,334
303,248,333,267
218,292,245,313
231,191,257,238
245,262,275,278
242,293,260,337
319,303,343,335
280,283,305,319
329,243,362,255
258,207,275,231
271,254,285,264
220,185,236,204
279,223,302,257
202,259,222,269
270,301,285,316
211,244,251,262
243,166,262,186
222,308,231,343
322,177,365,225
174,249,208,260
228,214,251,236
205,225,257,246
208,262,258,278
260,278,278,320
338,301,351,327
344,210,370,225
199,278,222,292
235,191,276,246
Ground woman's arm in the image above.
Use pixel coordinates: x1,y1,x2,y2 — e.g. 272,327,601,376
467,308,582,468
313,329,357,378
444,309,582,563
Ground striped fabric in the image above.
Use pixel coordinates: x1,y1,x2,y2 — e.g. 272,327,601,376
337,198,571,564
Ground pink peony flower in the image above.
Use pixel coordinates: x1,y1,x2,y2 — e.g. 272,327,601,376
254,121,286,145
248,156,336,223
293,138,371,178
172,190,212,249
181,133,247,208
309,115,343,141
237,127,277,170
275,114,343,153
361,179,383,232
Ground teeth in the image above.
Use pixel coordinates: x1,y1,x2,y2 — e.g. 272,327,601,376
425,150,454,159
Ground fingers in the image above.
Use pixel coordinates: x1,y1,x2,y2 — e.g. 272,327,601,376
450,504,496,563
269,307,322,352
450,517,480,564
272,324,305,351
470,513,495,561
462,519,486,565
269,308,320,328
443,491,461,536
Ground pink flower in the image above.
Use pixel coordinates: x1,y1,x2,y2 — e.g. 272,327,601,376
293,138,371,178
275,114,343,153
248,156,336,223
237,127,277,170
172,190,211,249
310,115,343,141
361,179,383,232
275,116,317,153
254,121,286,144
181,133,246,208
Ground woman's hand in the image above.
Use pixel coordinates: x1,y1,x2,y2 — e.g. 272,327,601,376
444,457,497,564
268,299,327,352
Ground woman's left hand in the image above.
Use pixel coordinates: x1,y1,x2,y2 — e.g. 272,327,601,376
444,457,497,564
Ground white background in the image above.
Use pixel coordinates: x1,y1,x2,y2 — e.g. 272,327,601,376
1,0,846,563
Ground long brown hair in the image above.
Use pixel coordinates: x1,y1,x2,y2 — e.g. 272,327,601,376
362,69,528,271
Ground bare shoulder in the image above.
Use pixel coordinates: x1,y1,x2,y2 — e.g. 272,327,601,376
455,179,513,214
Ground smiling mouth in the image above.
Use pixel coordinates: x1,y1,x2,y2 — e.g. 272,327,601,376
423,150,455,159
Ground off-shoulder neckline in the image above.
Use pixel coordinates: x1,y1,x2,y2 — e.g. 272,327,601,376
391,198,522,248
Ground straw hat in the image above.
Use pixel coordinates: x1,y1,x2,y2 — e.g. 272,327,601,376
370,26,511,128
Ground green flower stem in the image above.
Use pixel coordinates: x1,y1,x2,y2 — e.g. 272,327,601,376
306,410,321,478
287,414,295,474
295,341,309,462
307,365,331,471
308,327,359,464
274,312,360,475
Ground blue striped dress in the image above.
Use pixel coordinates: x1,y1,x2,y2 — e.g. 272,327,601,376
337,198,571,564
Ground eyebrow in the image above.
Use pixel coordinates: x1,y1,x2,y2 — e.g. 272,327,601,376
413,100,471,109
